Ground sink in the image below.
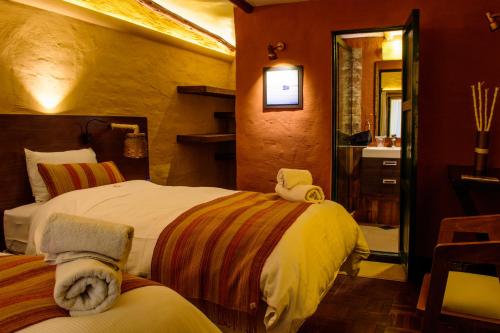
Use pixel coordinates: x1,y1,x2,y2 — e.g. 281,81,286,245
362,146,401,159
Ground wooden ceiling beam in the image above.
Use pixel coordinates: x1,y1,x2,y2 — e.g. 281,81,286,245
229,0,254,14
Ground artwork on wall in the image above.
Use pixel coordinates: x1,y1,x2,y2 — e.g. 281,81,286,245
263,65,303,109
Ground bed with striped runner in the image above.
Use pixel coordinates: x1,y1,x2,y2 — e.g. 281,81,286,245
0,256,160,333
151,191,312,331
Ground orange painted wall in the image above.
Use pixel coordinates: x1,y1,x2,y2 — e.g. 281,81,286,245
235,0,500,257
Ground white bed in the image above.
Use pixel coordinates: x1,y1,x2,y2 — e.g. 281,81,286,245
0,253,220,333
26,180,369,333
3,202,42,253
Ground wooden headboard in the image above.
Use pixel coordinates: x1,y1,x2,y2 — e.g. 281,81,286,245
0,114,149,250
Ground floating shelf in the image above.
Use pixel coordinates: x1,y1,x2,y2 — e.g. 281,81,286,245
214,112,235,119
177,133,236,144
214,152,236,161
177,86,235,99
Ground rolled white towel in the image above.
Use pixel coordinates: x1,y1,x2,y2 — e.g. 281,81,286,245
40,213,133,262
276,168,313,189
54,258,122,316
45,251,125,271
275,184,325,204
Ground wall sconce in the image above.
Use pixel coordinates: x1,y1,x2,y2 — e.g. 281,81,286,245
111,123,148,159
81,119,148,158
268,41,286,60
486,12,499,32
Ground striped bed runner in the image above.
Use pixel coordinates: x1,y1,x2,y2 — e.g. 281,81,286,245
0,256,160,333
151,191,312,330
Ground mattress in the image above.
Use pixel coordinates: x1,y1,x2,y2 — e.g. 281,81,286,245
27,180,369,333
3,202,42,253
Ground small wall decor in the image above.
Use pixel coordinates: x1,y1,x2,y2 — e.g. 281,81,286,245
470,82,498,176
263,65,303,109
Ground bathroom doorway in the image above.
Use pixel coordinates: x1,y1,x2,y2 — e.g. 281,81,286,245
332,10,419,277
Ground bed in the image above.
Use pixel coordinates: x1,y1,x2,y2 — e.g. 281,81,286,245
0,253,221,333
0,114,369,333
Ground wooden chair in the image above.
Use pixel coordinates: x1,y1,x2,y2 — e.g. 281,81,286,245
417,214,500,333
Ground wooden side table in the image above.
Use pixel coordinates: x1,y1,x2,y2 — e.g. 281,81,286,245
448,165,500,215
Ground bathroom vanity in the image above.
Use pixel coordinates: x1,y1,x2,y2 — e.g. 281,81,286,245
359,147,401,225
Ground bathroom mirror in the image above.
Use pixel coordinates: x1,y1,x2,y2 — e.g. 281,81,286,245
374,61,402,137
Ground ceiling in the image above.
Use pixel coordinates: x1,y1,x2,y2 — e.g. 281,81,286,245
152,0,310,46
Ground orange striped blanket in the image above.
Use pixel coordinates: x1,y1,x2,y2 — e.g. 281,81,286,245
151,191,312,329
0,256,160,333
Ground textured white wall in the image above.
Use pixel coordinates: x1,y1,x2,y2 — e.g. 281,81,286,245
0,1,235,187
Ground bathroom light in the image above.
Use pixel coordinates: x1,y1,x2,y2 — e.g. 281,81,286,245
268,42,286,60
486,12,500,32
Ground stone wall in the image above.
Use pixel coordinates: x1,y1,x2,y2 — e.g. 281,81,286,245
0,1,235,187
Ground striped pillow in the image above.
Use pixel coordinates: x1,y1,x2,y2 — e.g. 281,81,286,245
37,161,125,199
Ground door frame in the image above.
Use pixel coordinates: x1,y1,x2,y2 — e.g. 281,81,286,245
331,25,414,266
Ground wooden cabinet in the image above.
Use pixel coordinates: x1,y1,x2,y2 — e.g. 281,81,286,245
359,157,400,225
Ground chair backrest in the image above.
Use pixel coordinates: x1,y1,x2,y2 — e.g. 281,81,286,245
422,215,500,332
438,214,500,243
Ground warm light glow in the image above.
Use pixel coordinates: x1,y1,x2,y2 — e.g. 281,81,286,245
62,0,234,56
32,80,66,111
152,0,235,46
382,39,402,60
382,30,402,61
7,18,83,113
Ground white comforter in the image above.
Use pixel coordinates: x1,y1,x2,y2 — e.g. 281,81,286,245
18,286,221,333
27,180,368,333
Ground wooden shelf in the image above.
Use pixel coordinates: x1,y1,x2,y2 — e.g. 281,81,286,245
214,112,235,119
177,86,235,99
177,133,236,144
214,152,236,160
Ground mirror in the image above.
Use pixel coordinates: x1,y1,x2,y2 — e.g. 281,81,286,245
374,61,402,138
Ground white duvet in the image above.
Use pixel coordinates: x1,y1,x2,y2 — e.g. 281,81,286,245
18,286,221,333
27,180,369,333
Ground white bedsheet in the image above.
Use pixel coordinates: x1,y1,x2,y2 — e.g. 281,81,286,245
18,286,221,333
27,180,368,333
4,202,42,253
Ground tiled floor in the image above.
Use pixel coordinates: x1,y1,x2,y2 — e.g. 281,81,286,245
359,225,399,253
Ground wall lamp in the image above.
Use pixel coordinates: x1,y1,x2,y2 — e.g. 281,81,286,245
268,41,286,60
486,12,499,32
81,119,148,158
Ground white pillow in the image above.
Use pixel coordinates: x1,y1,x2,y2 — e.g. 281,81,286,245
24,148,97,202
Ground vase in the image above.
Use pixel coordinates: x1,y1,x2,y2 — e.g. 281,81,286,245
474,131,489,176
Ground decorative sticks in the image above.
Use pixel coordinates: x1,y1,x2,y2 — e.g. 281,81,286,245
471,82,498,132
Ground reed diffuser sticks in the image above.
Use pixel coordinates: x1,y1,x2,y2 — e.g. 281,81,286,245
471,82,498,132
470,82,498,175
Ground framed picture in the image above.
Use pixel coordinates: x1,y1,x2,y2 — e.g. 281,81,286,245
263,65,303,109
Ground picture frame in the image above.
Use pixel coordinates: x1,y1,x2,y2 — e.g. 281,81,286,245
263,65,303,109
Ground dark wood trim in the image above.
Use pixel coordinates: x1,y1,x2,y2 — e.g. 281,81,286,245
400,9,420,282
177,86,235,99
229,0,254,14
177,133,236,143
137,0,236,51
214,112,235,119
367,251,402,264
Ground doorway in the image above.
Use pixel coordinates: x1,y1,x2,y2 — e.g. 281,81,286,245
332,10,419,277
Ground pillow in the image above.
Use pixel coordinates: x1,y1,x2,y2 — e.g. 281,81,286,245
25,148,98,202
37,161,125,199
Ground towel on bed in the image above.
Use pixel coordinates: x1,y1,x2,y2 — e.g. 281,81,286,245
276,168,313,189
40,213,134,261
53,258,122,317
275,183,325,204
39,213,134,316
